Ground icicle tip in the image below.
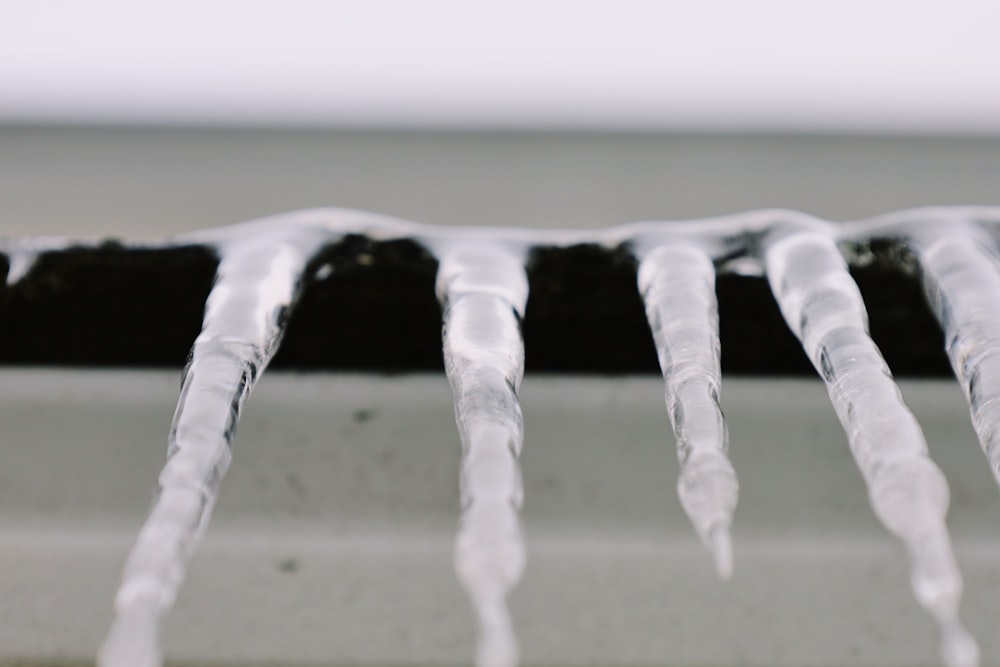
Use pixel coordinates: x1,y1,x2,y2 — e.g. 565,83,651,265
97,605,163,667
709,523,734,580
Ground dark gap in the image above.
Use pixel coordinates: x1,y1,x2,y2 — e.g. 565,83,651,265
0,238,952,375
524,244,658,374
849,239,950,377
0,245,217,366
273,236,442,371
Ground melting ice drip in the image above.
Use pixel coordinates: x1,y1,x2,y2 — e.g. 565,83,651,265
2,206,999,667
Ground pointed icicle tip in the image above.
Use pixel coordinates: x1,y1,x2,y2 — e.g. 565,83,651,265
477,628,519,667
709,524,734,581
940,617,980,667
97,606,163,667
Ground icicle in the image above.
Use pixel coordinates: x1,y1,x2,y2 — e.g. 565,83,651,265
5,250,37,285
913,226,1000,488
0,236,76,285
636,243,737,578
98,235,313,667
764,229,979,667
435,242,530,667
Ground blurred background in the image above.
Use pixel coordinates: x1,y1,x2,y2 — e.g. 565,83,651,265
2,0,999,238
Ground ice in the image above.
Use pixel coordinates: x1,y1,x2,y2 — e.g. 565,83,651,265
913,225,1000,487
636,242,738,578
0,236,77,285
765,227,978,667
435,242,530,667
98,235,316,667
1,205,996,667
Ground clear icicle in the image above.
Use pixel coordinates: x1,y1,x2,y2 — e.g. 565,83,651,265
765,229,979,667
915,227,1000,487
636,243,738,579
436,243,529,667
98,237,311,667
0,236,77,285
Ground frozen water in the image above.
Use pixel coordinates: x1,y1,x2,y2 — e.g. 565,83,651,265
636,242,737,578
4,205,1000,667
98,233,319,667
765,227,978,667
435,241,530,667
913,225,1000,488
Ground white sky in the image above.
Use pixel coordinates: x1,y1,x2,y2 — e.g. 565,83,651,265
2,0,999,132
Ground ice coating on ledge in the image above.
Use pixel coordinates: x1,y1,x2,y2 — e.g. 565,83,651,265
912,226,1000,488
764,229,978,667
435,241,530,667
636,242,737,579
5,204,1000,276
98,232,322,667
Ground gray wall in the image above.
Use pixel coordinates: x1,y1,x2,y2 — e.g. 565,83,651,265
2,126,998,238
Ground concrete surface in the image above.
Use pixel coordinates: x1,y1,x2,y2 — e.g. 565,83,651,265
0,370,999,666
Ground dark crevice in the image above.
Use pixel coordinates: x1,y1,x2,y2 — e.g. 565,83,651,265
0,238,951,375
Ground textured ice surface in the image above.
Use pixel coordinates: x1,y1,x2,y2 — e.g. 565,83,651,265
914,226,1000,488
98,233,319,667
765,228,978,667
3,205,1000,667
435,241,530,667
636,242,737,578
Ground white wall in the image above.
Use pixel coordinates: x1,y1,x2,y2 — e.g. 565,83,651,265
2,0,999,133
